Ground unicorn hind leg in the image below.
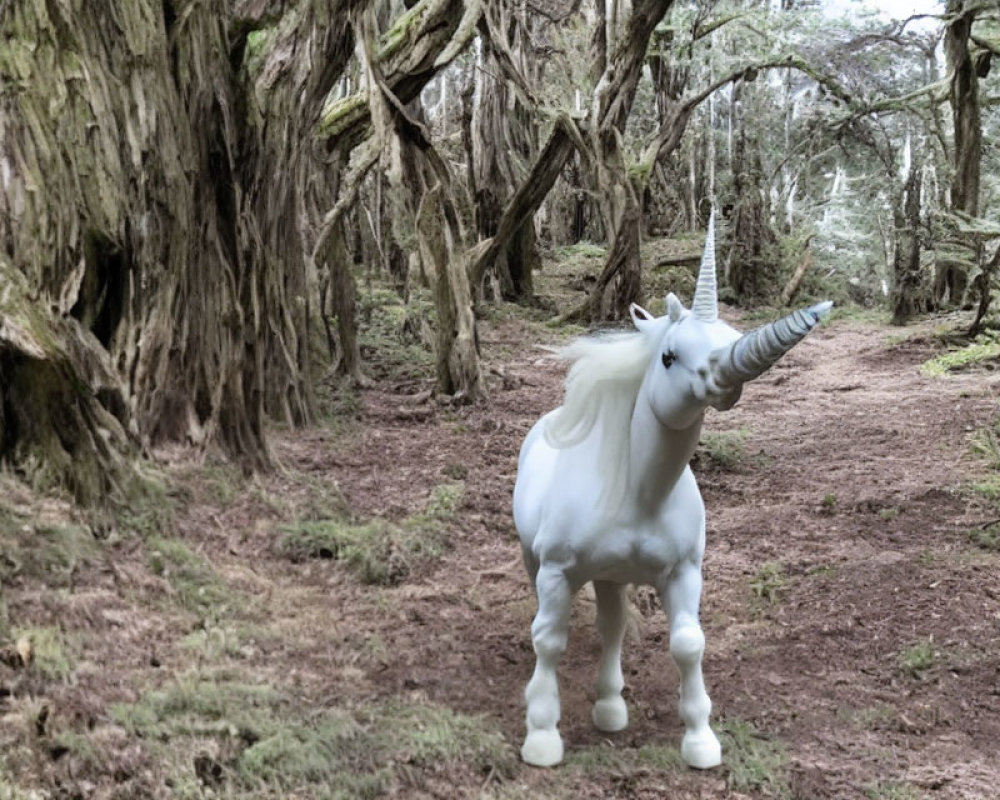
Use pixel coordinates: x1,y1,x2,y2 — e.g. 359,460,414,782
522,564,573,767
591,580,629,732
661,559,721,769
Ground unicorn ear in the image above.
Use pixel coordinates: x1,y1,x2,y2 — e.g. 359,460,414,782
666,293,684,322
629,302,655,331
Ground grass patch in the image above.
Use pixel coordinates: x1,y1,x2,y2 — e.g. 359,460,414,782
843,704,894,731
10,625,74,681
967,476,1000,500
278,482,463,585
116,472,174,538
564,741,686,776
114,678,514,797
696,429,749,470
750,562,785,604
921,339,1000,377
356,284,436,382
968,522,1000,551
147,536,233,618
865,780,927,799
969,419,1000,470
278,518,415,585
0,519,96,585
719,719,789,797
898,639,935,679
317,378,363,430
557,241,606,260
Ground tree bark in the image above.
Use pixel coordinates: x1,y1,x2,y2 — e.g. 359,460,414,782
584,0,676,321
416,186,483,400
726,78,779,303
939,0,982,308
891,160,926,326
779,236,814,307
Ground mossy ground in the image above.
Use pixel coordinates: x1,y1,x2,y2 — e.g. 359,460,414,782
3,255,1000,798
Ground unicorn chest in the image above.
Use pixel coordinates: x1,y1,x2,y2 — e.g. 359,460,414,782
581,523,686,585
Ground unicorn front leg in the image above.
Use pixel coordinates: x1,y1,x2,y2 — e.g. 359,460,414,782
591,580,629,732
522,564,573,767
661,559,722,769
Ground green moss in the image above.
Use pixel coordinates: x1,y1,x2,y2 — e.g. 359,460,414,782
376,3,428,62
921,340,1000,377
279,482,460,585
0,518,96,584
113,677,281,742
356,284,436,382
114,679,513,797
556,241,606,260
116,472,174,537
146,536,232,617
318,92,369,137
278,518,409,585
11,625,74,681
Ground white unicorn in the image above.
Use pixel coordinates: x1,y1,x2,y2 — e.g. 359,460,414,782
513,215,831,769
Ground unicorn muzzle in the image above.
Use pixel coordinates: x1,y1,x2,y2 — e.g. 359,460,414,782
709,301,832,390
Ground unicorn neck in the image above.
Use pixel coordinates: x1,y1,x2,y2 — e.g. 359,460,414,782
628,400,704,512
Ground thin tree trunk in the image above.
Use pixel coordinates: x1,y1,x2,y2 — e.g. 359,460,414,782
891,160,925,325
779,236,814,306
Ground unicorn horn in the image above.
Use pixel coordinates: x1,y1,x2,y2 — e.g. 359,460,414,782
710,301,832,389
692,212,718,323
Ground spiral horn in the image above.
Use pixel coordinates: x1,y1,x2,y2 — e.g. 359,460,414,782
710,301,832,388
692,211,719,323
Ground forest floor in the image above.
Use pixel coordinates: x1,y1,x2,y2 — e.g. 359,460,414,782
3,246,1000,799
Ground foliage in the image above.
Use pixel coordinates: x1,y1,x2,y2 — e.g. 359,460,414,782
898,639,935,678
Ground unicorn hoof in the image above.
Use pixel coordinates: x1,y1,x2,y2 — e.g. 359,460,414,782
521,729,564,767
592,696,629,732
681,728,722,770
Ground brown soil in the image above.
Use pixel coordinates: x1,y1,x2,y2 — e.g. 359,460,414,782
3,311,1000,799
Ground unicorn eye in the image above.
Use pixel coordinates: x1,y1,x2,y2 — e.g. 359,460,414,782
661,351,676,369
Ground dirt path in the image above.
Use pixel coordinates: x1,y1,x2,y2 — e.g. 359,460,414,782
273,314,1000,798
3,314,1000,799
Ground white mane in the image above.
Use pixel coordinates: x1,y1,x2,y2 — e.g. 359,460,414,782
544,329,658,512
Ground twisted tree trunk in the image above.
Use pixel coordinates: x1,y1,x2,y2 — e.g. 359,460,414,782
0,0,362,502
585,0,675,322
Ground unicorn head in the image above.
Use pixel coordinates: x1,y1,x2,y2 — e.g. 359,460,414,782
629,212,831,430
